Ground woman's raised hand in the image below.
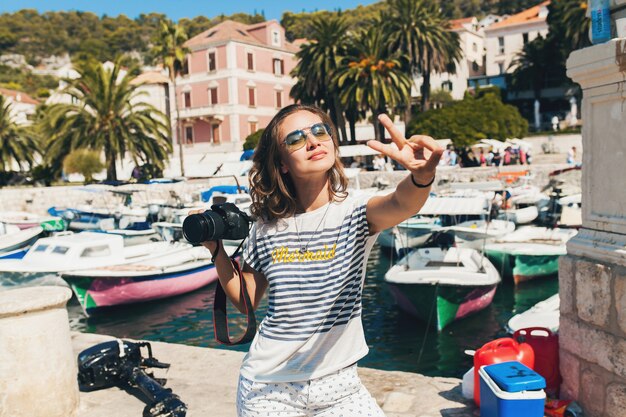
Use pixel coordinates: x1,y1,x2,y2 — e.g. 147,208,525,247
367,114,443,185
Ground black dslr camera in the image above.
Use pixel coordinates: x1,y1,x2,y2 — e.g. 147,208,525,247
77,339,186,417
182,202,251,244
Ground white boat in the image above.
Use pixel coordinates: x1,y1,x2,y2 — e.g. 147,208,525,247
497,205,539,225
507,294,560,333
445,219,516,249
385,246,501,331
484,226,577,284
0,232,190,276
378,216,441,254
62,244,238,315
197,185,252,213
0,211,58,230
0,223,44,259
152,221,184,242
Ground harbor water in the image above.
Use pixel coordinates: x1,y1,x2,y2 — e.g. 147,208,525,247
0,242,558,378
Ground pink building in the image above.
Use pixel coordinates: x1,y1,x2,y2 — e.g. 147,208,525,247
176,20,300,151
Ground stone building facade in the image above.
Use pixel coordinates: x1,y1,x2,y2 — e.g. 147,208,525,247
561,14,626,416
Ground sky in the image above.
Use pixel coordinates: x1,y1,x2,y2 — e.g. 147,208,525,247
0,1,380,21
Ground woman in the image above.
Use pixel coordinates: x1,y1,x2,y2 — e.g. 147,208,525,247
200,104,441,416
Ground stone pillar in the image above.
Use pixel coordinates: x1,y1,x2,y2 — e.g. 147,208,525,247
562,35,626,417
0,287,79,417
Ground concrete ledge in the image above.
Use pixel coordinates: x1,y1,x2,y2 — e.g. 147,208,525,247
73,332,474,417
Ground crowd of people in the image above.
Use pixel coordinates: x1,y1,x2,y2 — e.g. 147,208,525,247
439,145,532,168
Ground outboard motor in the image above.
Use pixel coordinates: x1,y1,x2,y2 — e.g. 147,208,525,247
77,339,187,417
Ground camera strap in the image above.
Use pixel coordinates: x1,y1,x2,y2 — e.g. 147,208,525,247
213,245,257,345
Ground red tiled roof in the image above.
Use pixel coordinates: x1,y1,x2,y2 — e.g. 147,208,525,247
185,19,299,52
487,1,550,30
449,17,475,31
0,88,39,105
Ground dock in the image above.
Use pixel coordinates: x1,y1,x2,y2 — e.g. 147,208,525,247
73,332,475,417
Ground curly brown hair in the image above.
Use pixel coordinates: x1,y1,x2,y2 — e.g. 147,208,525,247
248,104,348,221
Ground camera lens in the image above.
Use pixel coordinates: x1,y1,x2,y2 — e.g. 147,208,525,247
182,211,225,244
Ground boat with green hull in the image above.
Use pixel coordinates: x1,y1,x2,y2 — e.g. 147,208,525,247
485,243,564,284
385,247,501,331
483,226,576,284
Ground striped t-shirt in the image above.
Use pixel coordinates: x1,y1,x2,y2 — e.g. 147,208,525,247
240,194,378,382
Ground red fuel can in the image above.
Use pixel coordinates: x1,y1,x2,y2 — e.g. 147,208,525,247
473,337,535,406
514,327,561,397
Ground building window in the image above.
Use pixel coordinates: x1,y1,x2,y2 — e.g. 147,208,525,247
472,61,480,72
208,51,216,72
271,30,281,46
249,122,258,135
185,126,193,144
211,125,220,143
275,90,282,108
522,33,529,45
273,58,284,76
248,87,256,107
247,52,254,71
498,62,504,74
209,87,218,105
183,92,191,108
498,37,505,55
472,42,477,52
441,81,453,92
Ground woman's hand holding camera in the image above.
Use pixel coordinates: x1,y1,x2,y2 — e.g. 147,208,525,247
187,209,219,252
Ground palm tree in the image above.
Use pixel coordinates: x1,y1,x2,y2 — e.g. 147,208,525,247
0,95,39,171
41,59,172,181
335,25,412,141
290,14,350,142
384,0,461,113
548,0,590,52
152,19,190,176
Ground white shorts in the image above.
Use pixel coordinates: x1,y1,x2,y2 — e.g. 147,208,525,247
236,365,386,417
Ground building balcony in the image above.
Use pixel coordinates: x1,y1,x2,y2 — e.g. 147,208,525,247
178,105,228,121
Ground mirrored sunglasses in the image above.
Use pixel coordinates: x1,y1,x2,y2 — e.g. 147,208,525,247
281,122,332,152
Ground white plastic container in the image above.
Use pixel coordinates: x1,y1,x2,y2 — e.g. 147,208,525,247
462,366,474,400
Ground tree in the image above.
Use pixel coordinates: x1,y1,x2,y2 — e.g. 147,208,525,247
41,59,172,181
243,128,264,151
384,0,461,114
0,95,39,171
551,0,590,52
335,24,412,141
408,93,528,146
290,14,351,142
63,149,104,183
151,19,190,176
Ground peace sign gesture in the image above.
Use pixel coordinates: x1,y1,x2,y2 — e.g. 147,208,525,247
367,114,443,185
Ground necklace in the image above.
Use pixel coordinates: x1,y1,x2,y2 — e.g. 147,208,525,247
294,202,332,254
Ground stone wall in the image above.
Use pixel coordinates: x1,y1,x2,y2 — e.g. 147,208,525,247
563,23,626,417
559,257,626,417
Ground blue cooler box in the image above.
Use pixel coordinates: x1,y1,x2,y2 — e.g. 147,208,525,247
479,361,546,417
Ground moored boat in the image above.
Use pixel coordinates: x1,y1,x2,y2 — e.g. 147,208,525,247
0,232,189,278
507,294,559,333
378,216,440,254
384,246,501,331
61,245,237,315
0,224,44,259
484,226,576,284
445,219,516,249
0,211,58,230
